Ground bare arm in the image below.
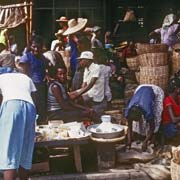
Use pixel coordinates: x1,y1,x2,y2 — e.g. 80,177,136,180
127,119,133,148
144,119,155,143
69,77,98,100
142,119,155,151
0,94,2,104
167,105,180,124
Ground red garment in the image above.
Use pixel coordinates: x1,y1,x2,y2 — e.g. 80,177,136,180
162,95,180,124
121,46,137,58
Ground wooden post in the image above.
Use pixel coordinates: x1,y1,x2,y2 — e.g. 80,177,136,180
24,1,29,46
96,143,116,170
29,0,33,39
73,144,83,173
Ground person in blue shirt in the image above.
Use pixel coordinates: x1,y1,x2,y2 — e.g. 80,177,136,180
125,84,164,151
19,35,48,123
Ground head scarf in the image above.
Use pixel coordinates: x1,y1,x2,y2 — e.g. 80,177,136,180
162,14,177,28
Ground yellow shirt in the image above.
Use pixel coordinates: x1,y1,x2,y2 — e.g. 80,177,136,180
0,29,7,46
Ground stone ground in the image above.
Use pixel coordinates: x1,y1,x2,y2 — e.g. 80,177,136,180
29,169,151,180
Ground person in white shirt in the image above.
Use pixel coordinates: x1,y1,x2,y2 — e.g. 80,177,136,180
68,51,107,122
0,65,37,180
50,29,65,51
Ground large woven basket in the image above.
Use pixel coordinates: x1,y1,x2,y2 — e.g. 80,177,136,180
139,75,168,90
140,65,169,76
136,43,168,55
126,56,139,71
171,159,180,180
138,52,168,67
172,51,180,74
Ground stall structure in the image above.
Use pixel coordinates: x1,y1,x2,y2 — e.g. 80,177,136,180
0,1,33,46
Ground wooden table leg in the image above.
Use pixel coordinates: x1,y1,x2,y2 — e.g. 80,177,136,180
97,143,116,170
73,144,83,173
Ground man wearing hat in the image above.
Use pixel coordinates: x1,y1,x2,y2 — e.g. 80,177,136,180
56,16,68,32
68,51,107,122
63,18,88,78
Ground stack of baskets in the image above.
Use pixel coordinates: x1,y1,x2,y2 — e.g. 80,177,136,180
126,56,139,71
136,43,169,90
172,43,180,74
171,146,180,180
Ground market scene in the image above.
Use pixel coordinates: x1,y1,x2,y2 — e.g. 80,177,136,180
1,0,180,179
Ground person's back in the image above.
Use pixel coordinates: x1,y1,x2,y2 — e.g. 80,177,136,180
125,86,155,120
0,73,35,105
0,70,37,179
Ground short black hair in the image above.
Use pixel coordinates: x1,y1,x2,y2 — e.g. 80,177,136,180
128,105,144,121
168,77,180,93
30,35,44,47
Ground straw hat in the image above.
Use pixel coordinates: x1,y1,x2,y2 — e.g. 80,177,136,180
63,18,88,36
115,41,128,50
56,16,68,22
55,29,64,37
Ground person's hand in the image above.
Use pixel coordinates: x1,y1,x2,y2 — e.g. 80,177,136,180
84,108,94,117
142,141,148,152
117,76,123,82
68,91,79,100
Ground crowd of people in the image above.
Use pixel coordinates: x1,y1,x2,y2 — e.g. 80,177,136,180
0,12,180,179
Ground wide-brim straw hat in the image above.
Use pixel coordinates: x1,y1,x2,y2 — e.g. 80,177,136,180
55,29,64,37
56,16,68,22
63,18,88,36
114,41,128,50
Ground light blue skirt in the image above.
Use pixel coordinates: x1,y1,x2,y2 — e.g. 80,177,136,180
0,100,36,170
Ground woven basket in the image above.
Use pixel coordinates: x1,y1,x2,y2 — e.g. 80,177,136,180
173,43,180,50
126,56,139,71
172,51,180,74
140,65,169,76
171,159,180,180
139,75,168,90
136,43,168,55
138,52,168,67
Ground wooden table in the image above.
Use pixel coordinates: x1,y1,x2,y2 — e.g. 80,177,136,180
35,136,89,173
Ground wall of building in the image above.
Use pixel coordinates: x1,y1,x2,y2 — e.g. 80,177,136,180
32,0,107,48
1,0,180,51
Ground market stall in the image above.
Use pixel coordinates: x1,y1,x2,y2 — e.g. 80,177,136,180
0,1,33,46
35,121,90,173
